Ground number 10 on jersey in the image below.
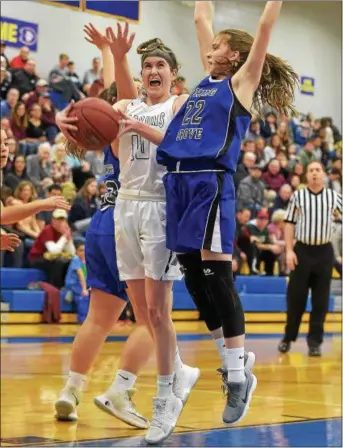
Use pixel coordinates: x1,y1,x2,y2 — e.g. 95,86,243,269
131,135,150,160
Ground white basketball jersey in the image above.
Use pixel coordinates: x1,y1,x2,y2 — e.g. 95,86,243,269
118,95,177,200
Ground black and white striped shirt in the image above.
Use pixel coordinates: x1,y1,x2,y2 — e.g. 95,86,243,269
284,188,342,245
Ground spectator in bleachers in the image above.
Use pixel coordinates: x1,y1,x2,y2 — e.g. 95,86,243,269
83,57,101,94
26,142,52,192
292,161,306,183
12,182,41,241
38,92,58,143
0,88,20,118
49,54,82,103
268,209,287,275
64,241,88,301
262,159,287,193
328,167,342,194
264,134,283,163
68,178,99,233
245,120,261,141
275,151,290,180
84,150,104,179
260,112,277,138
0,42,10,69
37,184,63,228
270,184,293,214
28,208,75,289
24,79,49,110
2,137,18,174
277,120,293,147
254,137,267,165
66,61,83,91
247,210,280,276
0,66,11,100
11,59,39,98
88,68,104,97
234,151,256,188
298,138,317,168
0,117,13,138
51,144,73,185
237,163,266,215
10,46,30,70
172,76,188,95
10,102,29,147
26,103,47,148
4,155,31,192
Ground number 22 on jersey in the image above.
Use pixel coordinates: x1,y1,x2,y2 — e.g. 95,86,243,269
131,134,150,160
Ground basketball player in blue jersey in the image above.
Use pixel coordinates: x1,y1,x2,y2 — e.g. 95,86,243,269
54,86,156,428
155,0,298,426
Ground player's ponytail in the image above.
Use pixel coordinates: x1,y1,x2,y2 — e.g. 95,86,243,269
137,38,180,73
218,29,299,116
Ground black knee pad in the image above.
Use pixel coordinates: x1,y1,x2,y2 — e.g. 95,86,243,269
202,260,245,338
177,252,222,332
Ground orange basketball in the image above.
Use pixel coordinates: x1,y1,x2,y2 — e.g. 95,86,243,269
68,98,119,151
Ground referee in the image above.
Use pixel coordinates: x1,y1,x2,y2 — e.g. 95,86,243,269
278,161,342,356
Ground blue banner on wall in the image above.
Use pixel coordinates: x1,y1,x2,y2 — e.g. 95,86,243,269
0,17,39,51
85,1,140,22
44,0,81,9
300,76,315,96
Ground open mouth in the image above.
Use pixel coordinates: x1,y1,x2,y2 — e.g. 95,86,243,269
149,78,161,87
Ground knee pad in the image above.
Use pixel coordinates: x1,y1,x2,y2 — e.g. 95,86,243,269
177,252,222,332
202,260,245,338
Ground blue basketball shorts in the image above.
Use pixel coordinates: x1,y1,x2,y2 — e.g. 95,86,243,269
163,171,236,254
85,209,128,301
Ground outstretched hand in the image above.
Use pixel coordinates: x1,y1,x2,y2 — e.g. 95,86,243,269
83,23,109,50
105,22,135,61
0,233,21,252
41,196,71,212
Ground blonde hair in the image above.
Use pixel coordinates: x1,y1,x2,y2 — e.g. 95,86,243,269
271,209,286,223
14,181,38,203
217,30,299,116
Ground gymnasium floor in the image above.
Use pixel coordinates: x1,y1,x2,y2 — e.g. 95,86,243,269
1,320,342,447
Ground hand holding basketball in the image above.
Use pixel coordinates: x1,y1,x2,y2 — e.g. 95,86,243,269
112,109,140,138
105,22,136,61
56,102,79,146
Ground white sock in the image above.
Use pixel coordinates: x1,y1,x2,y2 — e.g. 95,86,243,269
174,347,184,374
157,374,174,398
108,369,137,393
66,371,86,390
214,337,227,366
224,347,245,383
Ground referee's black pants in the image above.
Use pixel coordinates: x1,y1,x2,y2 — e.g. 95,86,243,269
284,242,334,346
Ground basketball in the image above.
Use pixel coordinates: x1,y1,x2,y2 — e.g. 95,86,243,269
68,98,120,151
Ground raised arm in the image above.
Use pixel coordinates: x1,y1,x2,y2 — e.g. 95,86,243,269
106,23,137,101
194,1,215,73
84,23,114,89
232,2,283,97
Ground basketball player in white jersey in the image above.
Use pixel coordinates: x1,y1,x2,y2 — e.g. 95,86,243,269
59,31,200,443
108,39,201,444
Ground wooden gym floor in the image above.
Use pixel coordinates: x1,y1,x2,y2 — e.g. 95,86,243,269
1,319,342,447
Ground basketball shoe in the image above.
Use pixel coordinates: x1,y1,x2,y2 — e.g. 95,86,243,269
55,387,81,421
94,389,149,429
173,364,200,403
145,393,183,445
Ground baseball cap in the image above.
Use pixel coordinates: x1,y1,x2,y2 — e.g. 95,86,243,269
256,210,269,219
52,209,68,219
36,79,48,87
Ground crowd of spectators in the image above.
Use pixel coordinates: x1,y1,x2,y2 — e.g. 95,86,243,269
1,43,342,285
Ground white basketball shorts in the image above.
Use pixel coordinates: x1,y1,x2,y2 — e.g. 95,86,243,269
114,198,182,281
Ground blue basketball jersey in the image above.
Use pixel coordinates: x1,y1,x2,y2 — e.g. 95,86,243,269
100,146,120,211
157,77,252,172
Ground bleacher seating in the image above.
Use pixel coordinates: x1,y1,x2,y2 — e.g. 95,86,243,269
0,268,334,314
